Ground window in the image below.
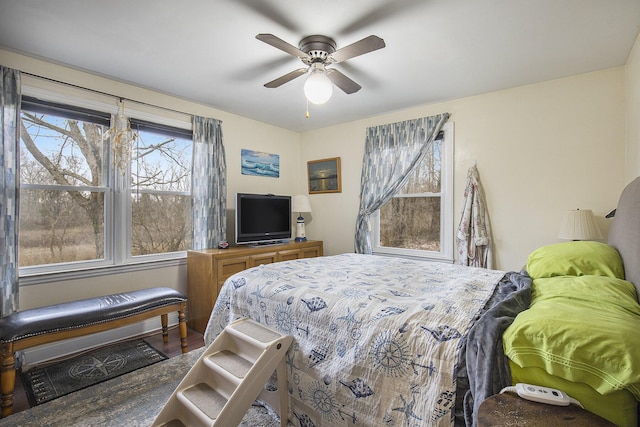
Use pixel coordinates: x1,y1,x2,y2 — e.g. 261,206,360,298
129,119,193,257
19,95,193,276
372,122,453,262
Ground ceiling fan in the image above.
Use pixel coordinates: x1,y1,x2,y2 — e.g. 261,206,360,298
256,33,385,104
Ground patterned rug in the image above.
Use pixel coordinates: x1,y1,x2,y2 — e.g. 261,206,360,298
20,339,168,406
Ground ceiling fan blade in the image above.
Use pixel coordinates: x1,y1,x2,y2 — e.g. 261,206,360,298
256,34,309,59
330,35,385,63
237,0,301,33
326,69,361,94
264,68,308,88
337,0,424,35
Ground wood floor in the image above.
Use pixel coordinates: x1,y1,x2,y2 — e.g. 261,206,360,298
8,326,204,416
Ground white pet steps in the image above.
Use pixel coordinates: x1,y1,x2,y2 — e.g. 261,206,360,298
152,318,293,427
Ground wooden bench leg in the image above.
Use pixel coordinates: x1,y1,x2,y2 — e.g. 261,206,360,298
1,343,15,418
178,306,188,354
161,313,169,344
161,306,187,353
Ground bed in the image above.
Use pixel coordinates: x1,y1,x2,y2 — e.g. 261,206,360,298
503,177,640,427
203,177,640,427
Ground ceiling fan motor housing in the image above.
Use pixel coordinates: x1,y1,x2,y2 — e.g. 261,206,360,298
299,35,336,64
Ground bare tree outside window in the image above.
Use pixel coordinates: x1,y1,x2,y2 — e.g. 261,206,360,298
20,112,106,266
130,126,192,256
379,140,442,251
19,104,192,268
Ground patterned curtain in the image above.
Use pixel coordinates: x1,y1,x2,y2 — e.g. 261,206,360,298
1,66,21,317
191,116,226,250
355,113,449,254
456,164,493,269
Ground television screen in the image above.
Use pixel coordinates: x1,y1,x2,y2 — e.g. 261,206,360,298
235,193,291,245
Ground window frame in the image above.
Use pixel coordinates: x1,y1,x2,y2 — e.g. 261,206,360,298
371,121,454,263
18,85,193,283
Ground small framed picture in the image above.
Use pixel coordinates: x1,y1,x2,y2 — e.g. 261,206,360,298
307,157,342,194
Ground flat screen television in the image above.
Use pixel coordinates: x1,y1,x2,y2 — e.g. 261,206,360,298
235,193,292,245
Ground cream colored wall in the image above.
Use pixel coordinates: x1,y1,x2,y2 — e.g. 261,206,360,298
627,32,640,181
1,49,301,312
294,122,365,256
301,67,627,271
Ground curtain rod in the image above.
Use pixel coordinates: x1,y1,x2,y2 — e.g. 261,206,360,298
21,71,194,118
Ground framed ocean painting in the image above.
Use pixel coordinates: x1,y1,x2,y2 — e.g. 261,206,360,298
241,149,280,178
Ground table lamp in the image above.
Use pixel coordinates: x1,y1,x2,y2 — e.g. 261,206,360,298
292,195,312,242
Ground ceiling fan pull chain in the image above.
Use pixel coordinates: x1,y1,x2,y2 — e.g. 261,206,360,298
306,99,310,119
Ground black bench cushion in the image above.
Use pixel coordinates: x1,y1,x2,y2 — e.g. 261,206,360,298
0,287,187,343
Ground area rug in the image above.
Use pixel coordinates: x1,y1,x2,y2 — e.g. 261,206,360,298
20,339,168,406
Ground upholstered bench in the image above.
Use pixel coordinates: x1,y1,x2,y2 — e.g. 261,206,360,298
0,287,188,417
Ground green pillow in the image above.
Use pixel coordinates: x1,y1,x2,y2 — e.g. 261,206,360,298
526,241,624,280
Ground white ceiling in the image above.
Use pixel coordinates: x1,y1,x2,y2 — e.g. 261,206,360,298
1,0,639,133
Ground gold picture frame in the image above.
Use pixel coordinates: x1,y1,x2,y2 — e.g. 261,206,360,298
307,157,342,194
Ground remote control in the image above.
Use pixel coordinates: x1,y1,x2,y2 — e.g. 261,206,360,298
515,383,570,406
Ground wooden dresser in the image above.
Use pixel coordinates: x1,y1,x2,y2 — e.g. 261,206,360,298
186,240,323,333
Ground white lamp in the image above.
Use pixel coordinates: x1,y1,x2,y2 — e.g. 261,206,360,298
558,209,603,241
304,63,333,105
292,195,312,242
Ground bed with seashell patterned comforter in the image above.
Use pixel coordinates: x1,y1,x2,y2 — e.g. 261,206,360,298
204,253,524,427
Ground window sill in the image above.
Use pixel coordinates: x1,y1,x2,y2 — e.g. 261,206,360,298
372,249,454,264
19,256,186,287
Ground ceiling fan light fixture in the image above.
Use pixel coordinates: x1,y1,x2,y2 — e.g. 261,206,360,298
304,63,333,105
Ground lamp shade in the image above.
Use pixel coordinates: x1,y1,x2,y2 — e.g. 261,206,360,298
292,195,312,213
558,209,603,240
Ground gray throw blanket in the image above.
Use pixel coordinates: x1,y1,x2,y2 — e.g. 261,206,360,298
462,271,533,426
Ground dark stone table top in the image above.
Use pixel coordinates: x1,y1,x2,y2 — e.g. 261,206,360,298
0,348,278,427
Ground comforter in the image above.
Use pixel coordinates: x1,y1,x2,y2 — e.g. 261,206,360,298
204,253,524,426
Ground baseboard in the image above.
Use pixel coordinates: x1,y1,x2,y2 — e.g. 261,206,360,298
19,312,179,369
